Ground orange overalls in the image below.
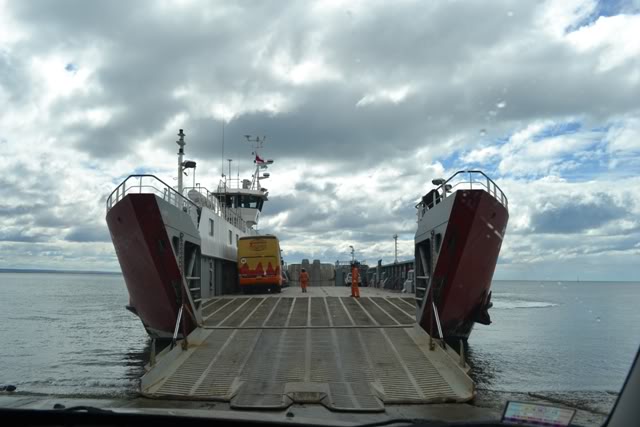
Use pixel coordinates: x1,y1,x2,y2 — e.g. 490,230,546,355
300,271,309,293
351,267,360,298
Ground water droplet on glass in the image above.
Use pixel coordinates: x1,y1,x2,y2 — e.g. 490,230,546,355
488,110,497,117
479,129,487,136
595,316,601,322
507,11,514,17
496,101,507,109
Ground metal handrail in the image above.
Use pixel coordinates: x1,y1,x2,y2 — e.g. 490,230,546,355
183,186,250,233
432,301,444,341
170,306,183,350
106,174,198,212
416,170,508,213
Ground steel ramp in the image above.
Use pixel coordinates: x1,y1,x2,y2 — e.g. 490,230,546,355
141,289,474,411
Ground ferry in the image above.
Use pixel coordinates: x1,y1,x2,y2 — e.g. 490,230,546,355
105,130,273,339
414,171,509,341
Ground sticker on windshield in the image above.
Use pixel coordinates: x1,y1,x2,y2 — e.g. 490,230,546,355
501,401,575,427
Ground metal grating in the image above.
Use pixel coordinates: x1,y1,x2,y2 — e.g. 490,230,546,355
192,329,261,398
241,297,278,327
204,298,246,325
310,297,330,326
370,297,415,324
265,298,293,326
325,296,352,326
358,297,396,325
341,297,374,325
288,298,308,327
144,290,473,410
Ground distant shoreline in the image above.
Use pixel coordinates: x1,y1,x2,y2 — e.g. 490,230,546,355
0,269,636,283
0,268,121,275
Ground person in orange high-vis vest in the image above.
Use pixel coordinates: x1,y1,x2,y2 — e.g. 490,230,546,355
351,264,360,298
299,268,309,293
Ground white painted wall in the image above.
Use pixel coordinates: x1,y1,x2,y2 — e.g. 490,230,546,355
198,206,257,262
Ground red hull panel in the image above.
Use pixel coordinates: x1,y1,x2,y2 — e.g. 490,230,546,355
106,194,195,337
419,190,508,340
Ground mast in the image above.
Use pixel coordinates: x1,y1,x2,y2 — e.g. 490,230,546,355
244,135,272,191
176,129,186,194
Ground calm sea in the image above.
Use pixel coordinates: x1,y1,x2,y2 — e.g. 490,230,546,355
0,273,639,399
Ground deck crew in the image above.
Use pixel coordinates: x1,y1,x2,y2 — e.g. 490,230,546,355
351,263,360,298
299,268,309,293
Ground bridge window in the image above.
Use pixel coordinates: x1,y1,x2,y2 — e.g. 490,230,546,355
224,195,234,208
435,233,442,253
238,195,262,209
228,230,232,245
209,219,214,236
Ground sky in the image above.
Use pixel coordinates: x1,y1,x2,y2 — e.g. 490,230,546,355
0,0,639,280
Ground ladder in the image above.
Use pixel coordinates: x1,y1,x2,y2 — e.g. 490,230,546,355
415,230,436,313
177,233,202,321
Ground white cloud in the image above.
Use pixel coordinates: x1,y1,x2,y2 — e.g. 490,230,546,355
537,0,597,38
356,85,413,107
606,118,640,153
0,0,27,46
0,0,639,279
567,14,640,71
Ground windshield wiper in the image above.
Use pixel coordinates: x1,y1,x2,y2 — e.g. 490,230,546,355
356,419,503,427
356,419,455,427
53,404,113,414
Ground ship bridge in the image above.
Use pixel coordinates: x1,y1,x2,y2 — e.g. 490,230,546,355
212,186,267,228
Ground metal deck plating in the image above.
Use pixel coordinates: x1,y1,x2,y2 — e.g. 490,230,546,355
141,287,475,412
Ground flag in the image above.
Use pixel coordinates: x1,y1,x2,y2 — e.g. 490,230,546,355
255,154,265,164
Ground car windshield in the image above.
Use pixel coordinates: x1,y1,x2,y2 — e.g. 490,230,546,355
1,1,639,427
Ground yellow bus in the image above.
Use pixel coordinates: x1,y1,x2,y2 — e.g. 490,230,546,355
237,235,282,293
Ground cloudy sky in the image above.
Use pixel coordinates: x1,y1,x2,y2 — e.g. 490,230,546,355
1,0,639,280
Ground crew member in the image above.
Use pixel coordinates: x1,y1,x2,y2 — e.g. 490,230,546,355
351,263,360,298
299,268,309,293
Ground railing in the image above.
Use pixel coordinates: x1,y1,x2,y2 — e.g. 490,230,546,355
416,170,508,218
183,186,249,233
171,306,183,350
106,175,199,224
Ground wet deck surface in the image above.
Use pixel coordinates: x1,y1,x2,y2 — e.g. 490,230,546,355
142,287,473,411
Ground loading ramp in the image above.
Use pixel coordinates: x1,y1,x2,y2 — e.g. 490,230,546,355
141,287,474,412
